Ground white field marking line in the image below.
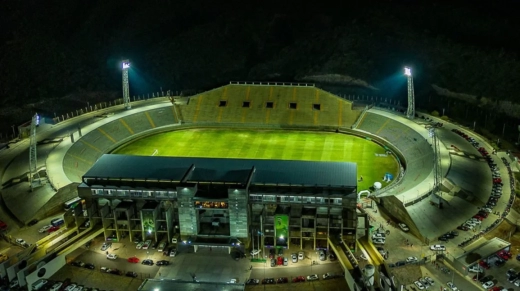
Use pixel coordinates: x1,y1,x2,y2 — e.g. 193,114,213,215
152,149,158,156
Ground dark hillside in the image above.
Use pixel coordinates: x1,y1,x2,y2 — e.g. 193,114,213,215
0,0,519,137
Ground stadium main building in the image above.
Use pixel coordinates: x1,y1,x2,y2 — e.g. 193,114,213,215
78,154,358,250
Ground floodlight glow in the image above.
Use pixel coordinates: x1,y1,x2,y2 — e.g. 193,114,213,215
122,62,130,69
404,67,411,76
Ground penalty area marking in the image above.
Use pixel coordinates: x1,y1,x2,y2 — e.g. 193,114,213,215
152,149,158,156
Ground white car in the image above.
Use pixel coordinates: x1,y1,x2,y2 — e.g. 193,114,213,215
49,282,63,291
406,257,418,263
469,219,481,225
136,242,144,249
463,223,474,230
64,284,76,291
447,281,458,290
373,238,385,245
465,220,477,226
15,238,26,245
430,245,446,251
424,276,434,285
372,232,385,239
106,253,117,260
414,281,424,290
142,240,151,250
39,225,52,233
298,251,304,260
307,274,319,281
481,208,493,213
398,223,409,232
468,265,483,273
482,281,494,289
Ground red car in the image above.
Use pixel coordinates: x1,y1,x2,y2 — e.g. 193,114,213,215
277,256,283,265
479,261,490,269
478,211,488,218
0,220,7,231
127,256,140,263
48,226,60,233
497,251,511,260
473,215,485,221
292,276,305,283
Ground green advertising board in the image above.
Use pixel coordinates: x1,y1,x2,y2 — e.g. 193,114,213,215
274,215,289,242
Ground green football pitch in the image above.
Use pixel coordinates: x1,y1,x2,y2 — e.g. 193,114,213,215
113,129,399,190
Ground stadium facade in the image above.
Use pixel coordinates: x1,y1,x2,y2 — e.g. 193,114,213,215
78,154,358,250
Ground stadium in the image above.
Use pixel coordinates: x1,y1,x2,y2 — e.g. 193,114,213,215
63,82,435,252
2,81,444,289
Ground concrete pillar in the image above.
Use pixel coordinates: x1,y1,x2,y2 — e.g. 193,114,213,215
194,245,198,253
70,133,74,143
228,247,231,254
78,127,82,137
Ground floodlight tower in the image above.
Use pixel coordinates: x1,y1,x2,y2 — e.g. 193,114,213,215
29,113,42,190
404,67,415,119
122,60,131,110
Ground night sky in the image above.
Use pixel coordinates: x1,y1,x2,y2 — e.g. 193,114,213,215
0,0,519,139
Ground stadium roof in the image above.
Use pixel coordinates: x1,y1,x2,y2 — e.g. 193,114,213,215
83,154,357,188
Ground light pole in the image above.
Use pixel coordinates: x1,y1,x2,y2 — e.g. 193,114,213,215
122,60,131,110
11,125,15,138
404,67,415,119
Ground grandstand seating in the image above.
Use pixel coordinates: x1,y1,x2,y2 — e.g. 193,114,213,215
357,112,434,193
63,107,178,182
179,84,361,128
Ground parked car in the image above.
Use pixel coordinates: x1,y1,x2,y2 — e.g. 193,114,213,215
298,251,305,260
270,258,276,267
246,279,260,285
406,257,418,263
48,226,60,233
276,277,289,283
127,256,140,263
156,260,170,266
292,276,305,283
126,271,138,278
398,223,409,232
283,257,288,266
430,245,446,251
414,281,424,290
291,253,298,263
373,238,385,245
169,248,177,257
323,272,337,279
106,254,117,260
142,259,154,266
482,281,494,289
85,263,95,269
446,281,457,290
101,243,111,251
262,278,276,284
39,225,52,233
142,240,151,250
136,241,144,249
307,274,319,281
318,250,326,261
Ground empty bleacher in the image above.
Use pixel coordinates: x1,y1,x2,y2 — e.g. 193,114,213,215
178,84,361,128
62,107,178,182
357,112,434,194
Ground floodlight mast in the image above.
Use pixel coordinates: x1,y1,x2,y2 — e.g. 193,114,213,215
405,67,415,119
122,60,131,110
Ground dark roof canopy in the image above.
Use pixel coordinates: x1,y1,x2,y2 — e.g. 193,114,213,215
83,154,357,188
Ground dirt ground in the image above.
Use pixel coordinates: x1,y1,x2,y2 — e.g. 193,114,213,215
390,265,423,286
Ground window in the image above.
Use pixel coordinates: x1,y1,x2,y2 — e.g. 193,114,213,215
265,101,274,108
218,100,227,107
289,102,297,109
313,104,321,110
242,101,251,108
